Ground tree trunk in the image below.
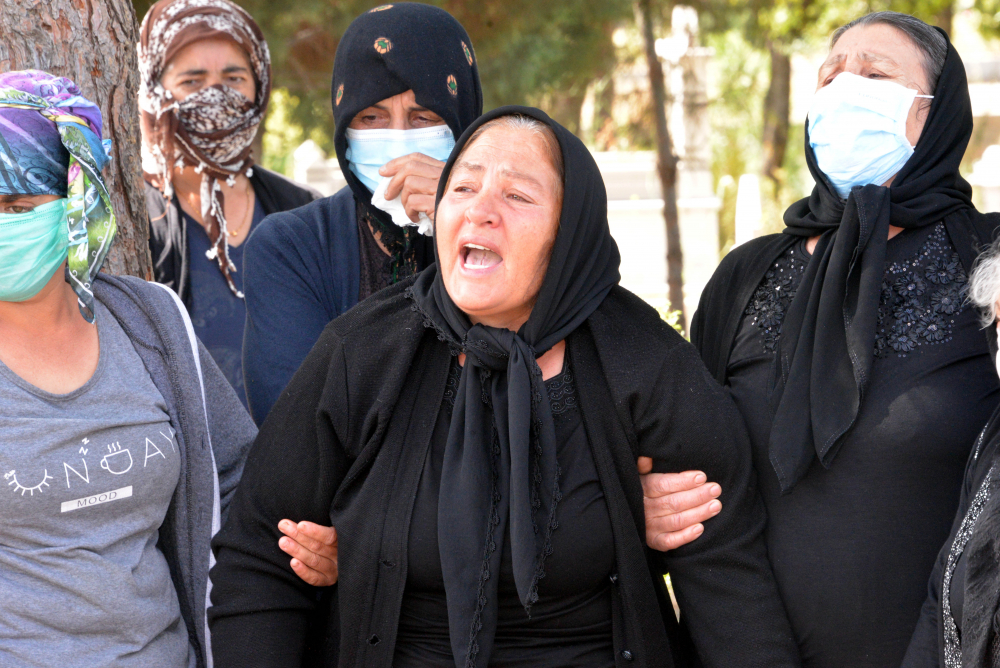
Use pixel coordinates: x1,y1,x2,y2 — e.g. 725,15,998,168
761,43,791,193
0,0,151,280
636,0,685,328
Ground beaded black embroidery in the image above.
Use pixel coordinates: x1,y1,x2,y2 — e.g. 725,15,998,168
745,224,967,358
875,223,967,359
547,368,578,416
744,244,809,353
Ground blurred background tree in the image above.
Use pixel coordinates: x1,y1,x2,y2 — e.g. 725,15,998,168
131,0,636,164
130,0,1000,241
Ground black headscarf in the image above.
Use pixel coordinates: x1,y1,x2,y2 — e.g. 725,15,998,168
770,30,977,493
408,106,621,668
331,3,483,277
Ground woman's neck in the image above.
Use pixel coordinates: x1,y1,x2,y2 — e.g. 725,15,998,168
0,271,99,393
171,165,255,245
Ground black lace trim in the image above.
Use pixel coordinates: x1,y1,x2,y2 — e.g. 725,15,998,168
443,359,462,409
744,244,809,353
405,288,462,356
466,415,502,668
874,223,967,358
442,359,578,415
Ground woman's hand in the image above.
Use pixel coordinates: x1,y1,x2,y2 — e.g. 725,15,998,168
637,457,723,551
278,520,338,586
379,152,445,222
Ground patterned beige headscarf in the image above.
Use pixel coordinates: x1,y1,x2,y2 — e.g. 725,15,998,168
138,0,271,297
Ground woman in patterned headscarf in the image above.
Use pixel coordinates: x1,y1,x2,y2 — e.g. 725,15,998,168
140,0,318,410
0,69,260,668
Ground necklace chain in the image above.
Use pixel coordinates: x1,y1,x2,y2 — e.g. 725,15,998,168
227,183,253,238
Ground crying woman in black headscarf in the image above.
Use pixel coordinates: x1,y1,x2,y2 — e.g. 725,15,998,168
208,107,802,668
690,11,1000,668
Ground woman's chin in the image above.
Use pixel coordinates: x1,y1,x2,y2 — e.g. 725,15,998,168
450,288,511,323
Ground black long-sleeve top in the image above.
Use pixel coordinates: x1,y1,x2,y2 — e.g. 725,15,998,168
208,281,801,668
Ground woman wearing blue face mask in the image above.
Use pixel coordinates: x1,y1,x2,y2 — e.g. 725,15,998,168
240,3,482,426
0,70,259,668
688,12,1000,668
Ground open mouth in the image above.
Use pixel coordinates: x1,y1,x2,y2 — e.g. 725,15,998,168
461,243,503,270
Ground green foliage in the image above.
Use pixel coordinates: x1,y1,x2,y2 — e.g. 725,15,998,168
974,0,1000,37
657,304,686,337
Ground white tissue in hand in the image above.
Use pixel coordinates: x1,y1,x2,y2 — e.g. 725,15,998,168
371,177,434,236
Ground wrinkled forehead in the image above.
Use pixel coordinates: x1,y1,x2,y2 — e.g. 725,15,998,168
822,23,929,87
450,125,563,191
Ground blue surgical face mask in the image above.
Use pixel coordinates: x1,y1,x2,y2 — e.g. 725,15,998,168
0,198,69,302
345,125,456,193
808,71,933,198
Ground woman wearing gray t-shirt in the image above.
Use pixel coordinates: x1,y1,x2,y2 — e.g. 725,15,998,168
0,70,258,668
0,70,337,668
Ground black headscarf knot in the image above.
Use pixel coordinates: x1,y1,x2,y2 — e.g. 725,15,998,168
464,326,519,372
408,105,621,668
770,29,976,493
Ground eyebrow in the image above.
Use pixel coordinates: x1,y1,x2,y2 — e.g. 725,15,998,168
454,160,484,173
500,167,543,188
453,161,544,188
174,65,250,77
820,51,900,73
369,102,435,114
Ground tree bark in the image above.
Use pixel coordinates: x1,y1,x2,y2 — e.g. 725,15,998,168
0,0,151,280
636,0,685,327
761,43,791,193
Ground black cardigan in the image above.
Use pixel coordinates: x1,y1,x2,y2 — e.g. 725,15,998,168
147,166,319,309
208,279,801,668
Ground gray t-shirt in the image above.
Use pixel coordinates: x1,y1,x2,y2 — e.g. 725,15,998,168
0,300,193,668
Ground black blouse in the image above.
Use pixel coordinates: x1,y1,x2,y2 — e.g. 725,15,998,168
394,355,615,667
726,223,999,668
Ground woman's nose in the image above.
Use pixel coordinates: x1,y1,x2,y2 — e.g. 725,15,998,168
464,189,501,227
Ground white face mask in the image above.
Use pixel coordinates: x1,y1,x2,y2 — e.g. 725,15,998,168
808,71,933,198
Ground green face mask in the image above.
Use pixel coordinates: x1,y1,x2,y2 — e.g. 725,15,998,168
0,198,69,302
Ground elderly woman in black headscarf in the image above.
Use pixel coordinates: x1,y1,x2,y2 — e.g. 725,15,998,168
690,11,1000,668
901,238,1000,668
241,3,482,425
208,107,802,668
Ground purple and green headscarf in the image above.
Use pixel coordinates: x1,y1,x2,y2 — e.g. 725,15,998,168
0,70,116,323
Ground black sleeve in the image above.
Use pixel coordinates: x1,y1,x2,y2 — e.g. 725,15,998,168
209,329,349,667
635,340,801,668
901,431,987,668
